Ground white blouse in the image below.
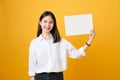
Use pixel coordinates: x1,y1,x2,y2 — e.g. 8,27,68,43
28,34,85,76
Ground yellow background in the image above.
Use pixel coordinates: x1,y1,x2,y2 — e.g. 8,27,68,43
0,0,120,80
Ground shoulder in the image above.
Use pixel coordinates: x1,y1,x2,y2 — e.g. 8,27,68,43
60,38,71,45
60,38,67,42
29,37,39,46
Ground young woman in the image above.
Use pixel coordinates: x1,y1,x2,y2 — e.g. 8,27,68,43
28,11,95,80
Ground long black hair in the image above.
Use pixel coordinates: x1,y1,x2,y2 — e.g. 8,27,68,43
37,11,61,43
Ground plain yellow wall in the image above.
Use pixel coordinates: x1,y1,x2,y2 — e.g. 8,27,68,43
0,0,120,80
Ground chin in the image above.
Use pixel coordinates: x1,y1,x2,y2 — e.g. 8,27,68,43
44,30,51,33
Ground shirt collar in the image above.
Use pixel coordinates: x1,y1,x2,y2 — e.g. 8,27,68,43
38,34,53,43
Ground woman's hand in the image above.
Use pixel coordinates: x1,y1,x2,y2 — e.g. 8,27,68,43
89,30,96,39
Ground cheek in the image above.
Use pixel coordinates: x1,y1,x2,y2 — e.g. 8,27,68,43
41,25,44,29
41,23,45,28
49,23,53,27
51,24,54,29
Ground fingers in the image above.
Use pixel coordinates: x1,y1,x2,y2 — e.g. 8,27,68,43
90,30,96,38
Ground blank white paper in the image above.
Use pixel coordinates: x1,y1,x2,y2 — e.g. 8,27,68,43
64,14,93,36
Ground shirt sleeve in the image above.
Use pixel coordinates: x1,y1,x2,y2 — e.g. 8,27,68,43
63,39,86,59
28,41,37,76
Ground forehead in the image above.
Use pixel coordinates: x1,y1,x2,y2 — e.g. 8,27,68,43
42,15,53,21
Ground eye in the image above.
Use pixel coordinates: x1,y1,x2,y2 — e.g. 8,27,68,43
49,21,53,24
43,20,47,23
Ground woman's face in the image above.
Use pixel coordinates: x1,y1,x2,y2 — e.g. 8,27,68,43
40,15,54,33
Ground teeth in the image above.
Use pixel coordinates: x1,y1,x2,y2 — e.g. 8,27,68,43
44,27,50,30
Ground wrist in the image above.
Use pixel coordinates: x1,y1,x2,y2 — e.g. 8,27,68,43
86,42,91,46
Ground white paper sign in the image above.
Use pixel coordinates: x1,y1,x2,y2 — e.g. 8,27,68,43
64,14,93,36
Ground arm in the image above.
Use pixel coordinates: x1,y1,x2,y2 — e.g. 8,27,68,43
83,30,96,51
28,41,37,78
64,30,95,58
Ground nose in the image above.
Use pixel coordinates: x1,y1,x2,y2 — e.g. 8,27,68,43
46,22,50,26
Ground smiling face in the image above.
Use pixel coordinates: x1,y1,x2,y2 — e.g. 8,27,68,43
40,15,54,34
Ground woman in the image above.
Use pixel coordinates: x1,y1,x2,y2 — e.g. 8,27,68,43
28,11,95,80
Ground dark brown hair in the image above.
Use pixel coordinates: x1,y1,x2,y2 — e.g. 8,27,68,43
37,11,61,43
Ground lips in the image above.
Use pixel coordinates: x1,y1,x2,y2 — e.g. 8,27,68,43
44,26,51,30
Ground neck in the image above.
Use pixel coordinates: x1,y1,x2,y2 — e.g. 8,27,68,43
42,32,51,40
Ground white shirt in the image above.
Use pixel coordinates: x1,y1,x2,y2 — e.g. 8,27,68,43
28,34,85,76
